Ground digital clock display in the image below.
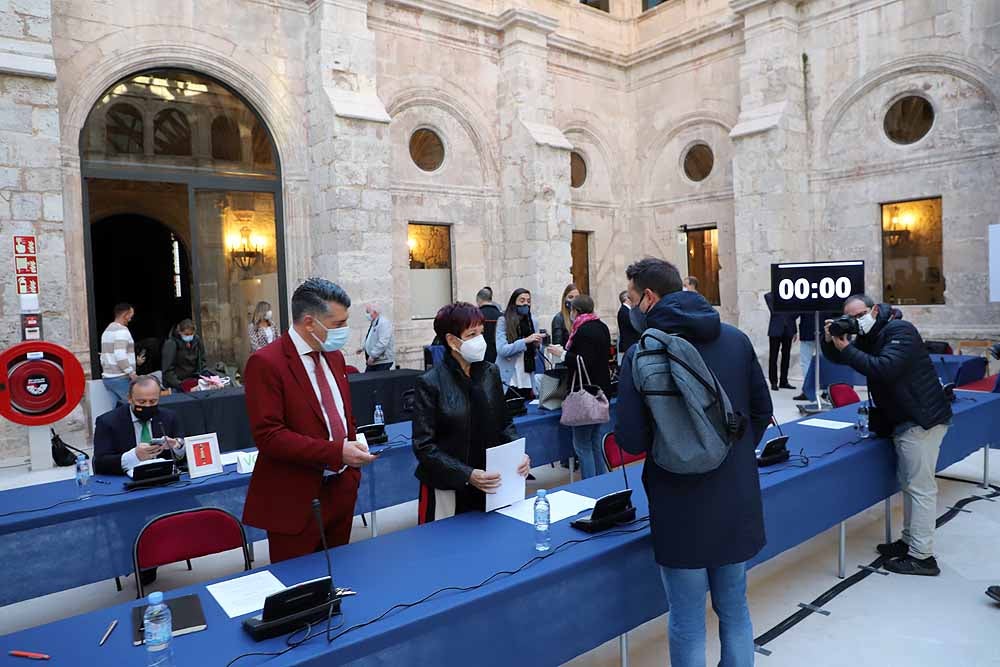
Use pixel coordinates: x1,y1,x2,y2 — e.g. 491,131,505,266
770,261,865,312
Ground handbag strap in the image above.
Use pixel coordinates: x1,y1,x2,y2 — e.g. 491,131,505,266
574,355,593,391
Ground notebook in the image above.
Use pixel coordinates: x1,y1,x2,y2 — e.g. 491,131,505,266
131,594,207,646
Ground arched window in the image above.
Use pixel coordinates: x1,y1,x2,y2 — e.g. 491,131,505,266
153,109,192,156
106,103,144,154
212,116,241,161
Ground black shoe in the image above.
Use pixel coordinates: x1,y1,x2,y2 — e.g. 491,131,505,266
771,383,779,391
877,539,909,558
987,586,1000,603
792,393,808,401
779,383,796,390
883,554,940,576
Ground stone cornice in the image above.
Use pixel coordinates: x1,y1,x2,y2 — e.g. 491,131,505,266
379,0,501,31
497,8,560,36
628,13,743,68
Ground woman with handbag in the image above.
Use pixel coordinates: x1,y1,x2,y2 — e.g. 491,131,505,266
547,294,611,479
495,288,545,398
413,302,532,523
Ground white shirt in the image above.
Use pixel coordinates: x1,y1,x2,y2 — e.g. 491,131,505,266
288,327,348,442
120,408,186,474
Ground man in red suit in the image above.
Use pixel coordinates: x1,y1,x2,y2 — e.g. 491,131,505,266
243,278,377,563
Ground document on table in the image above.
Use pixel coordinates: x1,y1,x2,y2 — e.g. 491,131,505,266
485,438,526,512
206,570,285,618
497,490,597,525
220,452,241,466
799,418,854,430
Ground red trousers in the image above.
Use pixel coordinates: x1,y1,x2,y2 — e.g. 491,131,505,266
266,473,357,564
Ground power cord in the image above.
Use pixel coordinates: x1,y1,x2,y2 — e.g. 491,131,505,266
760,437,868,476
225,517,651,666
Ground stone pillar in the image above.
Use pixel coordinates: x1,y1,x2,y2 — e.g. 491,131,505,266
305,0,392,364
496,9,573,322
729,0,810,348
0,0,81,464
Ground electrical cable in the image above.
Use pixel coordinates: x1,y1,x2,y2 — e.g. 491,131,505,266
759,436,868,476
225,517,650,666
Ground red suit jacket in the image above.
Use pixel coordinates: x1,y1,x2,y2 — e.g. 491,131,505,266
243,333,360,535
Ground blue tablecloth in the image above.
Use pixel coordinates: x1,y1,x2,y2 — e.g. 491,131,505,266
0,404,576,607
2,392,997,664
801,354,867,401
930,354,987,386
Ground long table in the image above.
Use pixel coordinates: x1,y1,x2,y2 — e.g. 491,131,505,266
0,404,575,607
930,353,987,386
2,392,997,663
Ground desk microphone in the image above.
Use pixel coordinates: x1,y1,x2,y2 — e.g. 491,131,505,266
757,417,790,467
617,439,630,491
311,499,334,591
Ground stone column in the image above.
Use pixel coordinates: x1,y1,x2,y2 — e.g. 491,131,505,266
0,0,82,464
496,9,573,322
729,0,811,348
305,0,392,363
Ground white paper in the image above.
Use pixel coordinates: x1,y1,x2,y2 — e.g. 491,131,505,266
220,452,241,466
497,490,597,525
206,570,285,618
990,225,1000,302
799,418,854,430
485,438,526,512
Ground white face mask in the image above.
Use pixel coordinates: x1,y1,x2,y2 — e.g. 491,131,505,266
265,310,273,321
858,311,876,335
457,334,487,364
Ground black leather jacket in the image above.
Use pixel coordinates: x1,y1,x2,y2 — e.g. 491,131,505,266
412,354,519,491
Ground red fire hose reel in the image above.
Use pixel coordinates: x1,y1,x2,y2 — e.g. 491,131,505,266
0,341,85,426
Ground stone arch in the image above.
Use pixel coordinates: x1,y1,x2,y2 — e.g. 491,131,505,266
639,111,735,201
57,30,310,355
561,120,624,203
385,85,500,186
820,53,1000,159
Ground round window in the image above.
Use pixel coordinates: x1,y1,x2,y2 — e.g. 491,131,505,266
683,144,714,182
409,128,445,172
884,96,934,145
570,152,587,189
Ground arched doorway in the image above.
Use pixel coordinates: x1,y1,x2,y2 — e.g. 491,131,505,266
80,69,286,378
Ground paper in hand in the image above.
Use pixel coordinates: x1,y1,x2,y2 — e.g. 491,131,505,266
485,438,526,512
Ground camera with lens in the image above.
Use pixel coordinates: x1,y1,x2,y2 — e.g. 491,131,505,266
828,315,860,338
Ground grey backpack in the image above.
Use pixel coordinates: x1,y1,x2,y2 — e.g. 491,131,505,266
631,329,746,474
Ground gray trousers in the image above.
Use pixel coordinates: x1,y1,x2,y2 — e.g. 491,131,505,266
895,423,948,559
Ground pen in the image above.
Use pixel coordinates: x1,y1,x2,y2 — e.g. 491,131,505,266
8,651,50,660
99,619,118,646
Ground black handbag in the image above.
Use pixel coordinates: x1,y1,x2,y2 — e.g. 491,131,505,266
51,429,89,467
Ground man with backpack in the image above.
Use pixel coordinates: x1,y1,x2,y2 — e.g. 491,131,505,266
616,257,773,667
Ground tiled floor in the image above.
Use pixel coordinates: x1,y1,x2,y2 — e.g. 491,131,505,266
2,387,999,667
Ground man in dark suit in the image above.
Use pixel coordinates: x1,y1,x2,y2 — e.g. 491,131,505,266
243,278,377,564
616,290,639,356
477,288,502,364
764,291,798,391
93,375,185,476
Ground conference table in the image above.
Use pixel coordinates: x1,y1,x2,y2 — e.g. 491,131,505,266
930,354,987,386
1,392,996,664
0,404,578,607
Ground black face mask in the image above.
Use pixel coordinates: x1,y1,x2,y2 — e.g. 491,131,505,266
516,305,531,317
564,300,573,312
132,404,158,422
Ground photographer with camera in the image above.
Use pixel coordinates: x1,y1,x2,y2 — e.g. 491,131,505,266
822,295,952,576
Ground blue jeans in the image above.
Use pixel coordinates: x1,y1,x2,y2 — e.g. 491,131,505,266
103,376,130,405
571,423,607,479
660,562,754,667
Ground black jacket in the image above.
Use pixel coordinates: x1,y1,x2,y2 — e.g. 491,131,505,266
764,292,798,339
162,331,207,390
564,318,612,396
93,404,183,475
551,313,570,347
412,354,519,504
616,304,639,355
616,291,773,568
479,304,502,364
821,305,952,432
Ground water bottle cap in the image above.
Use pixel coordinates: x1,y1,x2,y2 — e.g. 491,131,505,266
148,591,163,604
536,489,546,498
76,454,86,461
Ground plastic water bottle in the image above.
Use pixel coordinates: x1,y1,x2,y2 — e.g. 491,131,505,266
534,490,551,552
75,454,92,498
144,591,175,666
374,404,384,426
857,407,870,438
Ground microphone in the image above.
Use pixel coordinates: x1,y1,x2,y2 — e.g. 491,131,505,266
617,439,630,491
311,499,334,591
770,416,785,437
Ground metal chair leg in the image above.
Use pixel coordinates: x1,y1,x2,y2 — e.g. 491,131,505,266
619,633,629,667
361,513,368,527
186,559,192,571
114,577,122,592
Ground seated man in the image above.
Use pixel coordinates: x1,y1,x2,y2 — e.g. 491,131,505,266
162,318,208,391
93,375,186,476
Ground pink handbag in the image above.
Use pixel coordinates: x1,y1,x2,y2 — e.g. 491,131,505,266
560,356,610,427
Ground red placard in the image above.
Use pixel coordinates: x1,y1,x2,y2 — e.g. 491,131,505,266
16,276,39,294
192,441,214,467
14,255,37,275
13,236,36,255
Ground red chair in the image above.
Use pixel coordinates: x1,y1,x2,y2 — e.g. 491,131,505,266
133,507,251,598
345,365,361,375
828,383,861,408
602,432,645,471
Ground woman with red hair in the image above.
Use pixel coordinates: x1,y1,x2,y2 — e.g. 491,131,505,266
412,302,531,524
